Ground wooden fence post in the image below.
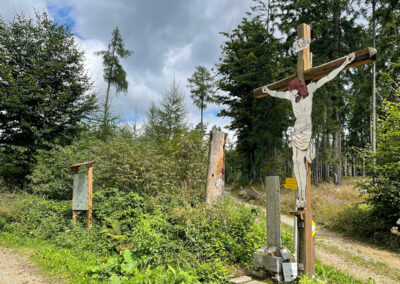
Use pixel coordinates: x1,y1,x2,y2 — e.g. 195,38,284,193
72,167,79,225
87,166,93,228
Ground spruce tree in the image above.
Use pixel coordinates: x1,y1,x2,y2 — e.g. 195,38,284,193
143,102,161,139
95,27,132,138
216,17,291,180
187,66,215,130
158,78,186,140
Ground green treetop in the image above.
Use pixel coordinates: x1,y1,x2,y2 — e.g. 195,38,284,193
95,26,133,138
187,66,215,129
0,12,95,184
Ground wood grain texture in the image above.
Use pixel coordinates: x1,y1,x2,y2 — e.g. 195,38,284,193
305,161,315,277
297,24,311,84
205,131,227,205
266,176,281,248
72,167,79,225
72,210,78,225
87,166,93,228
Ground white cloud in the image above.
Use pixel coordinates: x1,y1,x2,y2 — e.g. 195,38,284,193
0,0,48,21
1,0,253,140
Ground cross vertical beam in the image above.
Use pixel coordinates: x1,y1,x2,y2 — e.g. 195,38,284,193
297,24,311,84
304,161,314,277
296,23,314,278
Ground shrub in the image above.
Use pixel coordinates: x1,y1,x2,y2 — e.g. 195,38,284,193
360,91,400,245
29,129,208,200
29,132,98,200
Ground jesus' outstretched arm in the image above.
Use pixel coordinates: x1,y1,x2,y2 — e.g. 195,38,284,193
260,86,296,101
309,52,356,91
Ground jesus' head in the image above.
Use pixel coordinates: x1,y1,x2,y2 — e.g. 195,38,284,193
288,77,309,103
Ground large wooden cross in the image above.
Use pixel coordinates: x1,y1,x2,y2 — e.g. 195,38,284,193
253,24,376,279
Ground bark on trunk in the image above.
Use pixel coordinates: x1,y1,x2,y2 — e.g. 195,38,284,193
314,138,319,187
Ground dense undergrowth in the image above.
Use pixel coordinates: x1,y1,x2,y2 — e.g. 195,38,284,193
0,190,368,283
0,130,369,283
0,130,269,283
0,191,270,283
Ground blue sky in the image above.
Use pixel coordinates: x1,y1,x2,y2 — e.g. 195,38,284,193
1,0,255,139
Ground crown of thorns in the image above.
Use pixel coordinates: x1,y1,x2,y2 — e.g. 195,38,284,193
289,77,309,102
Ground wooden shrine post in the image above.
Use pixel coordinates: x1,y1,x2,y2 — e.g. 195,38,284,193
253,23,376,279
69,161,96,228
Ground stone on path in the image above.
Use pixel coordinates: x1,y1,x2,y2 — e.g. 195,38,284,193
230,275,269,284
230,276,252,283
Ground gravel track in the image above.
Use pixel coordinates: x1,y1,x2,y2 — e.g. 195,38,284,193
0,246,51,284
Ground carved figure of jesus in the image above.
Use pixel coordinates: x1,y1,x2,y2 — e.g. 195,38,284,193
262,53,355,208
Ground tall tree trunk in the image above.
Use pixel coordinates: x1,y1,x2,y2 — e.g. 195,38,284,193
103,47,115,129
266,0,271,34
334,112,342,185
274,147,279,176
286,144,291,177
372,0,377,165
200,99,204,130
333,3,342,185
314,137,319,187
104,80,111,125
322,131,330,182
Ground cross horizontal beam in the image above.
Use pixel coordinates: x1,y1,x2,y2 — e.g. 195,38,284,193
253,47,377,98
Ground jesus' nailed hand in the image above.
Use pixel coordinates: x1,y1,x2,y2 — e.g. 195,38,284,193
261,52,355,209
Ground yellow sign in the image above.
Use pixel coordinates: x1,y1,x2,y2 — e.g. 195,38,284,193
284,173,298,190
312,220,316,237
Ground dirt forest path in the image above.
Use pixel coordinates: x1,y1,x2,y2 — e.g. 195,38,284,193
225,190,400,284
0,246,52,284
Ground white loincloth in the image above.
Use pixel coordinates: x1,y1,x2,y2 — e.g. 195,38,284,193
287,124,315,163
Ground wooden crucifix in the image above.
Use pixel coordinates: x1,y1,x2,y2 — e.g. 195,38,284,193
254,24,376,278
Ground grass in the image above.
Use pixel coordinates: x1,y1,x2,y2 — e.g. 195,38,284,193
0,233,107,284
313,260,374,284
280,177,366,228
228,177,389,245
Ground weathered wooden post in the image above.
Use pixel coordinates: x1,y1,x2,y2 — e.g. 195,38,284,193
69,161,96,228
205,130,227,205
266,176,281,248
253,176,296,282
